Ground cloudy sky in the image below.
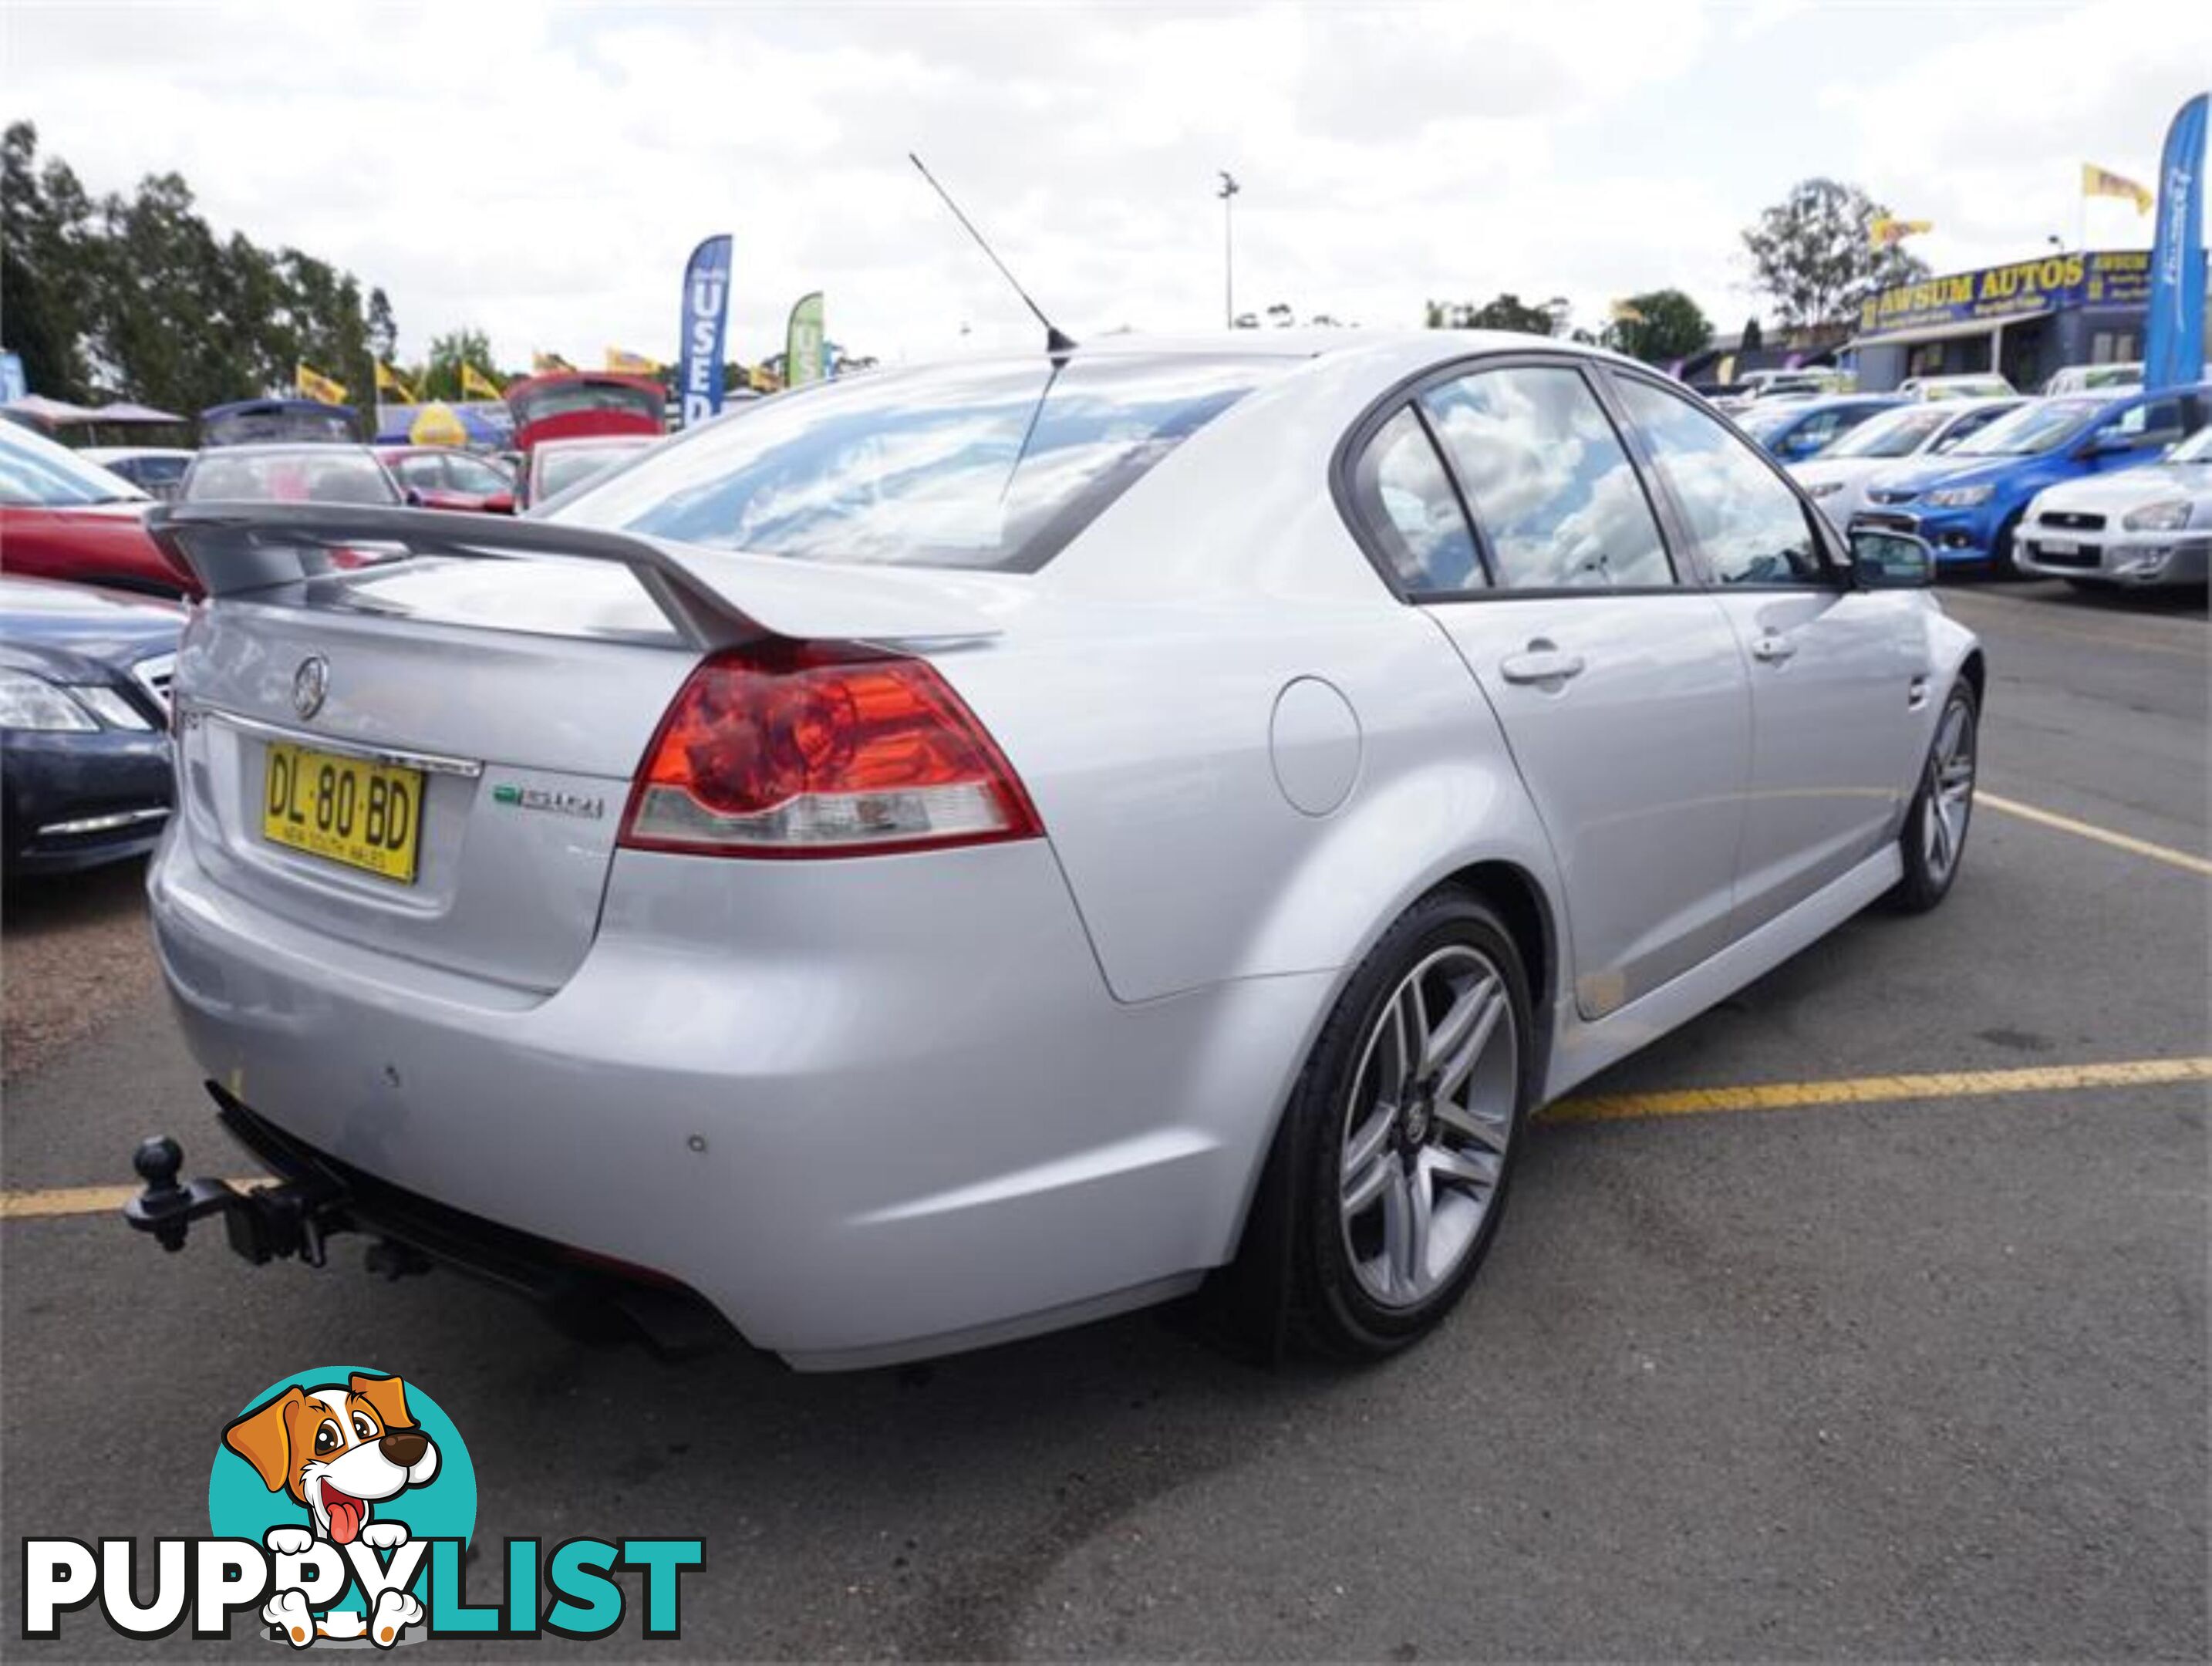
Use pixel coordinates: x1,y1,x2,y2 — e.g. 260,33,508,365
7,2,2207,369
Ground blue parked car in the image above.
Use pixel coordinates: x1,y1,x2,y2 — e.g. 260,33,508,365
1734,394,1908,463
1854,383,2212,569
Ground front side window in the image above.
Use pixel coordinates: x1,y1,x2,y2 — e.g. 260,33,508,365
1419,366,1673,589
1613,375,1827,586
1348,406,1484,592
393,455,445,491
445,454,513,494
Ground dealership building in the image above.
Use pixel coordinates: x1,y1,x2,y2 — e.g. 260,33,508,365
1845,248,2207,393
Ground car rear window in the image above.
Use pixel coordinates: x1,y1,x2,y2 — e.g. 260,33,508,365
548,355,1280,572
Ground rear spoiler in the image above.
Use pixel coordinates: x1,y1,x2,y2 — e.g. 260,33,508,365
146,503,1005,646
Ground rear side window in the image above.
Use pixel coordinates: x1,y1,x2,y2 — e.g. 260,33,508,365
1347,407,1485,592
550,355,1280,573
1613,376,1826,586
1419,366,1674,590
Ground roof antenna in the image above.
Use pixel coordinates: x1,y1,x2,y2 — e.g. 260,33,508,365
909,153,1077,358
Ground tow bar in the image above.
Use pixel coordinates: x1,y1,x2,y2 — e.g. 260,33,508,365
123,1134,376,1270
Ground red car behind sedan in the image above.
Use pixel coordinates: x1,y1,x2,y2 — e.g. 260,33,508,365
0,420,189,596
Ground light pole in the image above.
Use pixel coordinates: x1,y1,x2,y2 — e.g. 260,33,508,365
1218,171,1240,329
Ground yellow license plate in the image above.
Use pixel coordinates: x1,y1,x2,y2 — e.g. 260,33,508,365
261,743,423,883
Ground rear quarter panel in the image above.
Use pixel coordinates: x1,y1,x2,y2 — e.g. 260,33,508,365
931,346,1570,1016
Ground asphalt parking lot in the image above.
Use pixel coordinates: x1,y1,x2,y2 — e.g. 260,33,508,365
2,579,2204,1660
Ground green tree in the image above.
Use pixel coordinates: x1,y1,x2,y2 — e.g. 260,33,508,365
2,121,99,399
1425,293,1558,335
0,124,386,416
1742,178,1929,331
421,328,500,401
1606,288,1712,363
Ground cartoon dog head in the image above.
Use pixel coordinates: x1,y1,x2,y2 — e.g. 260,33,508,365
224,1374,440,1546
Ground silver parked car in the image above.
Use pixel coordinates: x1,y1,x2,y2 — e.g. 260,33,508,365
138,335,1983,1369
2014,423,2212,588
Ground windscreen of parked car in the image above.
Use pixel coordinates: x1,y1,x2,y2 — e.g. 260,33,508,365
1947,399,2102,457
0,426,150,507
2166,426,2212,464
1822,406,1951,459
182,448,401,504
1732,404,1806,442
548,355,1281,572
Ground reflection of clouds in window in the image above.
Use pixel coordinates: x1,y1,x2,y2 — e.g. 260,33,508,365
1423,368,1670,589
1358,408,1481,591
1616,379,1818,585
557,356,1272,572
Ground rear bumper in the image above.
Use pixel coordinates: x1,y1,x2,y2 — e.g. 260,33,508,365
150,828,1328,1368
2,730,173,873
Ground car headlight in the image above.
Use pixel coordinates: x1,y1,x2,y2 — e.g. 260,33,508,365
68,686,154,730
2122,500,2193,531
0,672,98,733
1806,480,1845,499
1924,484,1995,508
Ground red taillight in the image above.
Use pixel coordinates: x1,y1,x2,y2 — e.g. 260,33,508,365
618,639,1042,858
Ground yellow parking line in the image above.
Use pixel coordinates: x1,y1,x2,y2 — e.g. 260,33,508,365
0,1179,263,1221
1978,791,2212,878
1548,1056,2212,1125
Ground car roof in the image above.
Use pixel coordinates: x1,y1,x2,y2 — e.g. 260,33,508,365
190,442,382,457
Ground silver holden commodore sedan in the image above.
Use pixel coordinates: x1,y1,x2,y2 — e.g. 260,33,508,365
140,334,1983,1370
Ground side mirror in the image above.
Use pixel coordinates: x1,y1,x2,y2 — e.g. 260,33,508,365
402,487,426,507
1850,528,1934,588
481,491,516,514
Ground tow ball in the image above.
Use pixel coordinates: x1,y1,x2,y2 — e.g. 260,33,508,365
122,1135,362,1269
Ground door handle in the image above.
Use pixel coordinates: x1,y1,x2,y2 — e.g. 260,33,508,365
1499,646,1587,686
1750,633,1797,665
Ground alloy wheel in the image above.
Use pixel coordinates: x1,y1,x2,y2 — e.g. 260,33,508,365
1337,944,1519,1309
1922,696,1976,886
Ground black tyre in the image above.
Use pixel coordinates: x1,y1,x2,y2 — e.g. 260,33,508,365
1888,681,1978,914
1283,889,1535,1360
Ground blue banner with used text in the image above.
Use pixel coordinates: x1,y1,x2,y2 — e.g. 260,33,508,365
2143,93,2207,392
678,234,733,427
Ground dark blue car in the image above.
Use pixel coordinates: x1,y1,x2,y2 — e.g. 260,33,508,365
1734,394,1909,463
1853,383,2212,568
1,575,180,873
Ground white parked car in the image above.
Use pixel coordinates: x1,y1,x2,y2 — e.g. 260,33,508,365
2013,423,2212,588
1790,398,2025,528
2041,363,2143,396
131,334,1983,1369
1899,374,2015,401
79,445,196,501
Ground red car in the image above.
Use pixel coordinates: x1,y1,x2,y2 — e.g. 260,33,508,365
0,420,191,596
504,371,665,454
375,446,517,514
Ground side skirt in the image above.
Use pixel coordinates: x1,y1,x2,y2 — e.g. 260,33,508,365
1542,844,1904,1103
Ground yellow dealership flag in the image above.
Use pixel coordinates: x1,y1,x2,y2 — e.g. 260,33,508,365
1609,299,1645,323
2082,163,2153,214
295,363,347,405
1870,215,1934,247
373,361,417,402
605,347,660,375
460,363,504,403
532,350,574,373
